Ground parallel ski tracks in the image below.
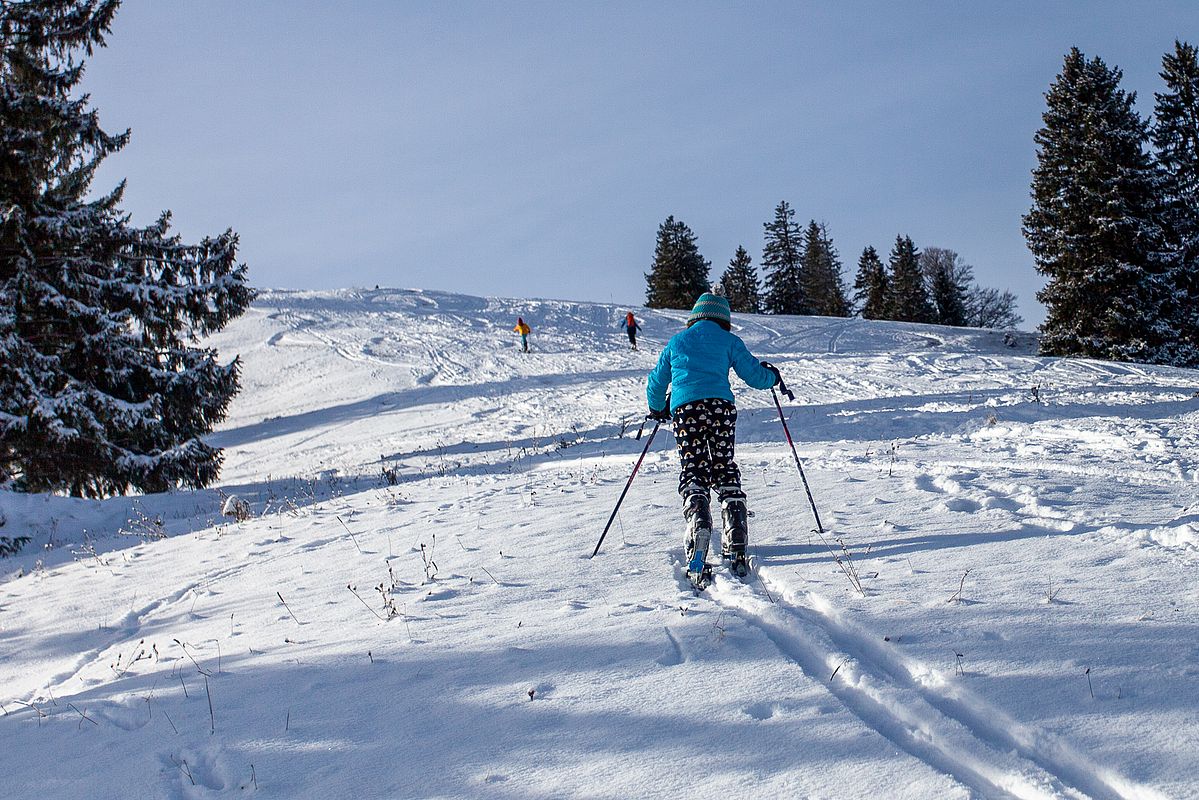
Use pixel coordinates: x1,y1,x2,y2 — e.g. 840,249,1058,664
707,567,1166,800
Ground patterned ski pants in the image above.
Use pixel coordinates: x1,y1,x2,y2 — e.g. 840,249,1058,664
671,398,744,502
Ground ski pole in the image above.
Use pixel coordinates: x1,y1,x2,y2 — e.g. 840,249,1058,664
770,380,824,533
771,380,865,595
591,419,661,558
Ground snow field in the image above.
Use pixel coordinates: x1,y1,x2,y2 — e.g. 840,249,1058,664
1,288,1198,799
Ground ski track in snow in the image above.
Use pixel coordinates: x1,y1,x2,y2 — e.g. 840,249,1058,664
709,570,1167,800
3,288,1199,799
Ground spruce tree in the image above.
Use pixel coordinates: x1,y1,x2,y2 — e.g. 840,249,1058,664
0,0,255,496
800,221,851,317
1153,41,1199,363
718,245,760,313
644,215,710,309
887,235,934,322
919,247,972,326
1023,48,1174,364
852,246,889,319
823,224,852,317
760,201,805,315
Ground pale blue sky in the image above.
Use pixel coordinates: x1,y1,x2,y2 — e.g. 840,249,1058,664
84,1,1199,326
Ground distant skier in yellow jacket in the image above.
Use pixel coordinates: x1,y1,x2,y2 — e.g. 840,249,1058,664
513,317,531,353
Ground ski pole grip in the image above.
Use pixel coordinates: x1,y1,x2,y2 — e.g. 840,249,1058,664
774,372,795,402
762,361,794,402
644,391,672,426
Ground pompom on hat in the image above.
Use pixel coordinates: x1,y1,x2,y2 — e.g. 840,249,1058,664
687,293,732,328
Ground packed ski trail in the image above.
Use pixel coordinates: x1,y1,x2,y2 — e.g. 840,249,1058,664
2,288,1197,799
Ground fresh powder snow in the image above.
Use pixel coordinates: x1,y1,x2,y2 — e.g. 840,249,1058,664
1,288,1197,799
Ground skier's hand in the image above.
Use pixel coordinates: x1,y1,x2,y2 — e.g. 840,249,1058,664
647,405,671,423
761,361,782,387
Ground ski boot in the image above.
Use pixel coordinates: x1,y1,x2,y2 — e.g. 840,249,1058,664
683,493,714,590
720,497,750,578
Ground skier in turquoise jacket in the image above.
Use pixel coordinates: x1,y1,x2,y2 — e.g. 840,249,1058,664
646,293,780,582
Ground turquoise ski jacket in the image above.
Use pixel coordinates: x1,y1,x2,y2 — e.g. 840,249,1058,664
646,320,777,412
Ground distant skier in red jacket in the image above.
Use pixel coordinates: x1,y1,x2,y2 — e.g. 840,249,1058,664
620,312,641,351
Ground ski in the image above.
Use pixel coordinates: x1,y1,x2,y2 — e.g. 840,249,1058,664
687,563,714,592
687,555,748,592
728,553,750,579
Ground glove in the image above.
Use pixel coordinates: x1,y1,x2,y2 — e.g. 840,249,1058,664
648,405,671,422
761,361,782,387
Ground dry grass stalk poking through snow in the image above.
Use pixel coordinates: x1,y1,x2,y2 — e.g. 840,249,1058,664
220,494,252,522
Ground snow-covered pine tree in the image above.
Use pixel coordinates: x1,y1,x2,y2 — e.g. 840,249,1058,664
919,247,972,327
0,0,255,497
1152,40,1199,364
1023,48,1176,364
852,246,888,319
887,235,934,322
718,245,760,313
644,215,710,309
800,221,850,317
761,201,805,315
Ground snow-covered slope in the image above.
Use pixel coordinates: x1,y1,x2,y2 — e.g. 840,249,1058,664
2,288,1198,799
